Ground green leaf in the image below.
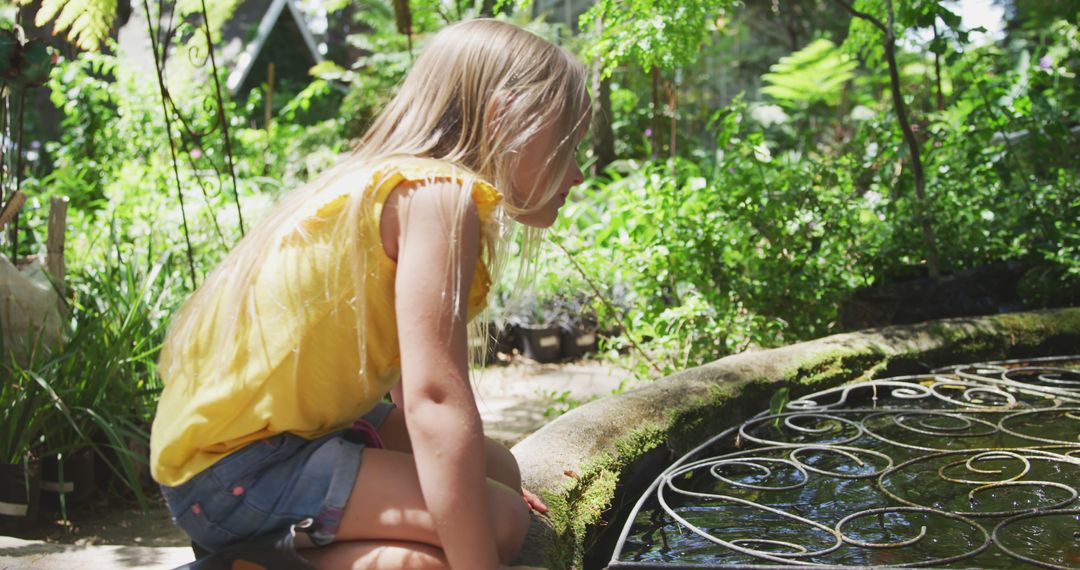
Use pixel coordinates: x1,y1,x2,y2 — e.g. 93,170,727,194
769,387,790,428
175,0,244,43
761,39,856,109
18,39,53,87
0,28,18,78
937,6,962,29
579,0,742,76
309,60,349,80
20,0,117,51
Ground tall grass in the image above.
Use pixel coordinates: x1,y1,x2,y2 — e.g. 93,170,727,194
3,238,186,512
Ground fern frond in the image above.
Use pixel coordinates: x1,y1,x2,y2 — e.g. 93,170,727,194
761,39,856,109
20,0,117,51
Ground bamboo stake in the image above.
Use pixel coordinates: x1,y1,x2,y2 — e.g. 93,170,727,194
46,196,67,298
0,190,26,229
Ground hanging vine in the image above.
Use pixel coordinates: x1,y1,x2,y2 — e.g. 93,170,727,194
0,21,53,261
140,0,244,289
15,0,245,287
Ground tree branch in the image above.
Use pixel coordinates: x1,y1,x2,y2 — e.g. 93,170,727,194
550,238,665,378
833,0,887,33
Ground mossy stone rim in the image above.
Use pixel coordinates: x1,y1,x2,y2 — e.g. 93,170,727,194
510,308,1080,569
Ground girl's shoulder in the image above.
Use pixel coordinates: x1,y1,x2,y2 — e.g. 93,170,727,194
370,155,502,217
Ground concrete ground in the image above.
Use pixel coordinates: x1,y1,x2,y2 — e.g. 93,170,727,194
474,360,632,446
0,360,630,570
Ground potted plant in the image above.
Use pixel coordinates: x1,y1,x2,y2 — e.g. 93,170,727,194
40,255,173,511
0,364,47,533
554,293,600,360
0,252,65,531
20,252,173,516
500,292,563,363
469,321,507,366
516,321,562,363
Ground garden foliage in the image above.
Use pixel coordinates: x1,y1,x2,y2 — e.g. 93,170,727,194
1,0,1077,474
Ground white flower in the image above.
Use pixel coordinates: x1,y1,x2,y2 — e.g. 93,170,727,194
850,105,876,121
753,143,772,163
981,210,995,221
863,190,883,206
750,104,789,127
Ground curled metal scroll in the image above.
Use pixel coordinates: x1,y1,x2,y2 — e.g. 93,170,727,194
610,355,1080,568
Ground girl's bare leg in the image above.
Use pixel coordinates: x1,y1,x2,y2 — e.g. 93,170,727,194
304,407,529,568
303,540,448,570
325,447,529,564
378,407,523,490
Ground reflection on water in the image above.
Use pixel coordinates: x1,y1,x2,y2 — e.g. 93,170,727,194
610,356,1080,568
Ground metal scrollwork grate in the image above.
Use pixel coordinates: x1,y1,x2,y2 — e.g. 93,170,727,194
609,355,1080,569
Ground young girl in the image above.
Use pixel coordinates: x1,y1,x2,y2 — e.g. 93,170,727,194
150,18,591,570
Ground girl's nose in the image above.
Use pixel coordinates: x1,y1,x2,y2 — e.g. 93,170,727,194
568,163,585,187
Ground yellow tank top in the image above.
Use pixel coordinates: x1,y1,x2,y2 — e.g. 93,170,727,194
150,157,502,486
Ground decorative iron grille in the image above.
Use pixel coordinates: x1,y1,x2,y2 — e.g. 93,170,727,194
609,355,1080,569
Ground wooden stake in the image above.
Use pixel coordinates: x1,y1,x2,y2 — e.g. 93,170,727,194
0,190,26,229
265,62,275,130
46,196,68,298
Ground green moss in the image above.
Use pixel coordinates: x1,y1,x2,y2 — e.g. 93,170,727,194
540,424,669,569
918,309,1080,366
665,379,777,453
778,346,891,393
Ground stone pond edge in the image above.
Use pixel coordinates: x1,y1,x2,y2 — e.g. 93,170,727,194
509,307,1080,569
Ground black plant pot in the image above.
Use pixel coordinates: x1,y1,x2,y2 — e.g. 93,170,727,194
0,460,40,534
470,323,510,366
560,327,599,360
41,448,97,510
492,325,516,359
517,325,562,363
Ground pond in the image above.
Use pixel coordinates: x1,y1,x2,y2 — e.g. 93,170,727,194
608,355,1080,569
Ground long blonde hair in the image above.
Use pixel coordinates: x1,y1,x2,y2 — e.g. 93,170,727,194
159,19,591,386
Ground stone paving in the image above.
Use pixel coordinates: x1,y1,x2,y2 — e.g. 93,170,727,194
0,361,629,570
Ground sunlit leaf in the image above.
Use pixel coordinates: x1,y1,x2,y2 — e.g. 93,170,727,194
761,39,856,109
19,0,117,51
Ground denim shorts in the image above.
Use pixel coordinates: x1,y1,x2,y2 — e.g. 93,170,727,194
160,402,395,551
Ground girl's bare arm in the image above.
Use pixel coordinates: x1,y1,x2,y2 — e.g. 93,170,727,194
393,181,500,569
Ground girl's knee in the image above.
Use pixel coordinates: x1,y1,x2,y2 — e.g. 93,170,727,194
488,480,530,563
485,437,522,490
305,540,449,570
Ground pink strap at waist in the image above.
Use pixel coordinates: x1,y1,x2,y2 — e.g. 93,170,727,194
348,419,385,449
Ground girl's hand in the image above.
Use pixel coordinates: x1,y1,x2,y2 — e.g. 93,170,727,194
522,488,548,514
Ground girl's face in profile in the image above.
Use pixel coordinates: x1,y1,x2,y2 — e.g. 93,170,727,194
509,111,590,229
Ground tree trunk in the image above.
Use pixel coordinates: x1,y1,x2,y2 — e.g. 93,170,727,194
591,74,616,174
932,21,945,111
651,67,660,160
835,0,940,277
882,0,939,277
393,0,413,54
668,77,677,162
588,18,615,174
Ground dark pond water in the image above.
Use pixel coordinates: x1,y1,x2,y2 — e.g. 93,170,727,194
609,356,1080,569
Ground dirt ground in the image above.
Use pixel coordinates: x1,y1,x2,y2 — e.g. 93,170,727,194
11,498,189,548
